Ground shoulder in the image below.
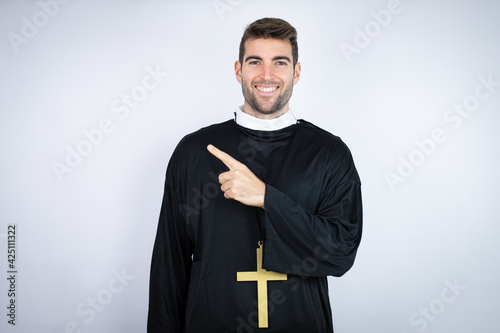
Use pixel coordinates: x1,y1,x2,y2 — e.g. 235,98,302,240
297,119,360,184
296,119,349,154
169,120,235,161
178,120,234,148
168,119,234,165
165,120,233,185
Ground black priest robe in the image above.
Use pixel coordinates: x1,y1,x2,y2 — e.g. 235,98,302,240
148,119,362,333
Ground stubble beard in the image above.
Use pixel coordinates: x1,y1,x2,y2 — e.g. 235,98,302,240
241,76,294,117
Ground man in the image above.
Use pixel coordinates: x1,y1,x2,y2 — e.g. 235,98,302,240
148,18,362,333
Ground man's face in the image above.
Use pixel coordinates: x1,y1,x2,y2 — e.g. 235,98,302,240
235,38,301,119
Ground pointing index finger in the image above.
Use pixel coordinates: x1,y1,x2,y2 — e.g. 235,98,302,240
207,144,240,170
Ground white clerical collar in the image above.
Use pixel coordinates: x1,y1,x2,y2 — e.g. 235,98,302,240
235,106,297,131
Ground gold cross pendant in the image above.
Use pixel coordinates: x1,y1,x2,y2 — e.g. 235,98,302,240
237,242,288,328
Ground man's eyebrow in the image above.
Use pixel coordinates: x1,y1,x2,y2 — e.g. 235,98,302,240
272,56,292,62
244,56,263,62
244,56,292,63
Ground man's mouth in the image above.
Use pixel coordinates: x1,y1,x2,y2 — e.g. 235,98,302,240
255,85,279,93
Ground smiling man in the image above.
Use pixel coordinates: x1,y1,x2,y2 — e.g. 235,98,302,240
148,18,362,333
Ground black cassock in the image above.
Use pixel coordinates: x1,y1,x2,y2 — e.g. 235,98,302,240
148,119,362,333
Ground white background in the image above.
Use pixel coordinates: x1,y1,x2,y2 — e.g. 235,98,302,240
1,0,499,332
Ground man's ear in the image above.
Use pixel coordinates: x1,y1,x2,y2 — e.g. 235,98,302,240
293,62,301,85
235,61,242,84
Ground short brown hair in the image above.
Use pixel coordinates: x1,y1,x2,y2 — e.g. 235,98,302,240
239,18,299,66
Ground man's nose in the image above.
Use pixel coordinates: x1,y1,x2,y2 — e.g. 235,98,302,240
259,65,274,81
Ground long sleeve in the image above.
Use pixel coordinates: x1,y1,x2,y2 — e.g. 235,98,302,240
148,180,193,332
262,140,362,278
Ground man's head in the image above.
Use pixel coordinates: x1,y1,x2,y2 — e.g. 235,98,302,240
239,18,299,67
235,18,301,119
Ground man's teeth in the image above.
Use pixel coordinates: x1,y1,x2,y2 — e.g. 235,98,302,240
256,86,278,92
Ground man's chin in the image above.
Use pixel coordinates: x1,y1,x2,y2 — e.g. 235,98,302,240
253,103,282,115
256,108,278,115
246,97,288,118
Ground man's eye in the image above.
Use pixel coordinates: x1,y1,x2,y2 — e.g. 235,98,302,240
249,61,260,65
276,61,287,66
